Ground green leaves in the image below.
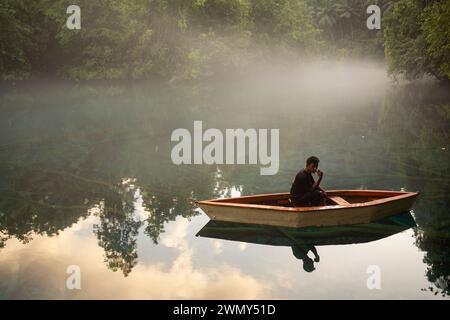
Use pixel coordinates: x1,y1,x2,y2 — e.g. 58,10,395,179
2,0,447,81
422,1,450,80
384,0,450,81
0,0,34,79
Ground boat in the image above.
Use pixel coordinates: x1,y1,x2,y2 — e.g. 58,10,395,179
196,190,419,228
196,211,417,247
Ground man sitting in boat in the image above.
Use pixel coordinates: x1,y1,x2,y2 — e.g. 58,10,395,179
290,156,327,207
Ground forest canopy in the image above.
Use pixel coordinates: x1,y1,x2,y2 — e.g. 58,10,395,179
384,0,450,81
0,0,449,81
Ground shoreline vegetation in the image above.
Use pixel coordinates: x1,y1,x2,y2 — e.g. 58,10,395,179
1,0,449,84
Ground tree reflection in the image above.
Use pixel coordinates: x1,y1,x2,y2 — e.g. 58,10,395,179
416,229,450,297
139,169,215,244
0,83,213,276
93,181,141,277
380,82,450,297
0,167,93,245
413,192,450,297
0,81,449,287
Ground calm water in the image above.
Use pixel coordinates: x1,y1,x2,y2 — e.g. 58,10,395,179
0,63,449,299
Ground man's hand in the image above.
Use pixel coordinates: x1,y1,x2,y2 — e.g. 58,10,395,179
316,170,323,178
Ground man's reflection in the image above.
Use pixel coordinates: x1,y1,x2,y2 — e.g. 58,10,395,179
197,212,417,274
278,228,320,272
291,242,320,272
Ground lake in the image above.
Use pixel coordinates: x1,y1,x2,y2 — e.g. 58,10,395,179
0,62,449,299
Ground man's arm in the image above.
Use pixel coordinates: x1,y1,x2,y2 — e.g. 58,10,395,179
311,170,323,191
309,245,320,262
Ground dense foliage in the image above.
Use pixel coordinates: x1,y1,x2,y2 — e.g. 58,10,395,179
384,0,450,81
0,0,448,81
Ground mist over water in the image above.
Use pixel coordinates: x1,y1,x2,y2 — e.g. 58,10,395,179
0,59,449,299
213,59,390,111
1,0,450,301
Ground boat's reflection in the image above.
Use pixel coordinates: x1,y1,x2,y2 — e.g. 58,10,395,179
196,211,417,272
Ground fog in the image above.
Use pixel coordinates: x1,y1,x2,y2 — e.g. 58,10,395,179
233,59,389,106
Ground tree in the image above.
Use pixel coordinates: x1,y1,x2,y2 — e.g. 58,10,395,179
310,0,340,41
422,0,450,80
384,0,450,81
0,0,32,79
384,0,429,80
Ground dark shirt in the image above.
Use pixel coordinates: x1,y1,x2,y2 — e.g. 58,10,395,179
290,169,315,200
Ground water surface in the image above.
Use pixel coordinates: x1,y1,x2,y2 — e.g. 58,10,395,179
0,64,449,299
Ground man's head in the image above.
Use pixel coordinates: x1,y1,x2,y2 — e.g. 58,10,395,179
302,258,315,273
305,156,319,173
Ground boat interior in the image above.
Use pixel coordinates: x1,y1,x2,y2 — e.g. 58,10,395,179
209,191,410,208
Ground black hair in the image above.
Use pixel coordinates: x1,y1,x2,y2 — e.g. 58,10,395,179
306,156,320,166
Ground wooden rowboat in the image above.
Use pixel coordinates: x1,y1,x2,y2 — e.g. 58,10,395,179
196,190,419,228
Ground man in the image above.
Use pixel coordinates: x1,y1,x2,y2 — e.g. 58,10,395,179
290,156,327,207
